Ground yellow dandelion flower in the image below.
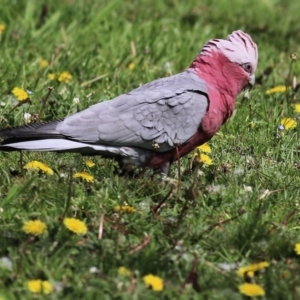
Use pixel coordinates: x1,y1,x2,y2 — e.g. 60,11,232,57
73,172,94,182
0,24,5,34
28,280,42,293
292,104,300,113
280,117,297,130
266,85,286,94
114,205,136,214
197,143,211,153
237,261,270,278
85,160,95,168
58,71,72,84
128,63,135,70
282,270,289,279
294,243,300,255
118,266,131,277
12,87,29,101
41,281,52,294
22,220,47,236
24,161,54,175
39,59,49,69
48,73,56,81
63,218,87,235
238,283,265,297
143,274,163,292
27,280,53,294
247,270,255,278
198,153,213,166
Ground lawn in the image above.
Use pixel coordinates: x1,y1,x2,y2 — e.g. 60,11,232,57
1,0,300,299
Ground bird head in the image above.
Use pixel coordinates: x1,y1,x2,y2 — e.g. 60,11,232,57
192,30,258,95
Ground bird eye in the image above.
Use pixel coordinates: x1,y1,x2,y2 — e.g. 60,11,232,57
241,63,252,73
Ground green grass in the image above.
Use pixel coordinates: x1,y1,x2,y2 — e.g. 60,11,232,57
1,0,300,299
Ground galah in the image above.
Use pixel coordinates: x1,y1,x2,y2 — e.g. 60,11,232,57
0,30,258,175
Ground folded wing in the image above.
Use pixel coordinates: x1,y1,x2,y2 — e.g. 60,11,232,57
57,70,209,151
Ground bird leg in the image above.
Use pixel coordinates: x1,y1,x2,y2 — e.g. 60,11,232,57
154,161,170,178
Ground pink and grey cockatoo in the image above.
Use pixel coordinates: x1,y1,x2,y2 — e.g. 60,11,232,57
0,30,257,175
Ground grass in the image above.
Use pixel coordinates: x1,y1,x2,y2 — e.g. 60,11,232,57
1,0,300,298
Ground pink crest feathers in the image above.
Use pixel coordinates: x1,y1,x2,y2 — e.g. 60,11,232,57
200,30,258,73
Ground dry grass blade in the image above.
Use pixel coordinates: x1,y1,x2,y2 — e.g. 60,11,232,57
98,212,104,239
38,87,54,122
80,74,108,87
128,233,150,255
152,186,174,215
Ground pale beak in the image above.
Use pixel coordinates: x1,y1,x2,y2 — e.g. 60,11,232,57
248,74,255,87
243,74,255,100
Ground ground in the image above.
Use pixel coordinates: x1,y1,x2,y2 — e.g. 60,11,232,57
0,0,300,299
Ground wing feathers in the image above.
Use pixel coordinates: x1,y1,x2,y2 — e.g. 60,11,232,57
0,69,209,154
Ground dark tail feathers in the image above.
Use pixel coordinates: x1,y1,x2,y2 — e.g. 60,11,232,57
0,119,64,139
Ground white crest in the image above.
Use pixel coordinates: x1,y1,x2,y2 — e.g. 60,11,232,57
200,30,258,73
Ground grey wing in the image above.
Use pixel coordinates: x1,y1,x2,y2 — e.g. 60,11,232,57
56,71,209,152
57,92,208,152
122,91,208,151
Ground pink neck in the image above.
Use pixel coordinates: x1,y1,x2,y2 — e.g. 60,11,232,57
190,52,248,99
